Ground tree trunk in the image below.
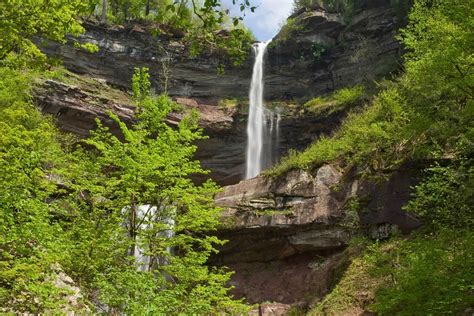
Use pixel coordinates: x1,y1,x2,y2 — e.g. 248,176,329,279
101,0,107,24
122,0,131,22
145,0,151,16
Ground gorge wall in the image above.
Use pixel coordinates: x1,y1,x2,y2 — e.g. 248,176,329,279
35,77,342,185
266,0,403,99
37,0,402,101
32,1,419,311
212,163,422,308
35,0,403,186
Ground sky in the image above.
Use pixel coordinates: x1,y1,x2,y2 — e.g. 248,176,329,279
221,0,294,41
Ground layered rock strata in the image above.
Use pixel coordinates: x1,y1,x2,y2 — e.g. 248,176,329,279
35,79,342,185
36,1,402,101
212,163,422,305
266,0,403,99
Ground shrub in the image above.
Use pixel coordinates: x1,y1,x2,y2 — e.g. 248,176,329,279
311,231,474,315
333,85,365,105
276,18,302,42
311,43,329,60
404,160,474,230
303,85,365,115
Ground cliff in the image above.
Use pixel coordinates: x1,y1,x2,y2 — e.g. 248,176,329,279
266,0,403,99
212,163,421,309
36,0,402,101
30,2,417,311
34,73,343,185
34,1,403,186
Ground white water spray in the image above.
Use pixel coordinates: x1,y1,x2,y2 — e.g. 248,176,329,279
246,40,272,179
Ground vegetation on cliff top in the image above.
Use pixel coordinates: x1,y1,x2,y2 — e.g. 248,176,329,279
292,0,413,22
0,0,255,68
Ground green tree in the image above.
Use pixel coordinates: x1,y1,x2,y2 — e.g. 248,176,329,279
0,67,84,313
0,0,91,66
0,0,255,68
61,67,247,313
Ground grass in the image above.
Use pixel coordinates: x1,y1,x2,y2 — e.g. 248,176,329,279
218,98,239,109
303,84,366,116
266,85,409,177
310,230,474,315
273,18,303,44
254,209,294,216
36,66,132,106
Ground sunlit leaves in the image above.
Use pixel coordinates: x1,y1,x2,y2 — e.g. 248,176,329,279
0,0,90,66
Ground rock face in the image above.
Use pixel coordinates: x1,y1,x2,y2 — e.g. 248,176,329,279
213,166,351,305
212,163,422,305
34,77,346,185
36,1,401,101
35,23,252,99
266,0,403,99
33,1,404,186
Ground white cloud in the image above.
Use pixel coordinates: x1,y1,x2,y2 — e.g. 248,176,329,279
222,0,294,41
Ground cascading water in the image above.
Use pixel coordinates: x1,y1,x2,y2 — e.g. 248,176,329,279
246,40,274,179
124,205,175,272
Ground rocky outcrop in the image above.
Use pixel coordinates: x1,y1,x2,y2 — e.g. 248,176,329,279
212,163,422,306
1,264,89,314
35,79,235,136
35,23,251,99
34,77,346,185
266,0,403,99
213,166,352,305
36,1,402,101
249,303,292,316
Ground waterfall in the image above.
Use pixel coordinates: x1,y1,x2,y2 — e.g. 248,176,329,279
125,205,175,272
246,40,272,179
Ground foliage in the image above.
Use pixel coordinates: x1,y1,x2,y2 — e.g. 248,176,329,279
218,98,239,109
268,85,408,176
405,161,474,231
311,231,474,315
60,67,248,313
277,18,303,42
310,42,329,60
95,0,257,26
270,0,473,178
290,2,474,313
0,0,91,67
0,67,82,312
292,0,357,22
94,0,256,66
188,25,255,67
0,0,255,69
333,84,365,105
0,65,249,313
371,231,474,315
303,84,366,115
292,0,412,23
